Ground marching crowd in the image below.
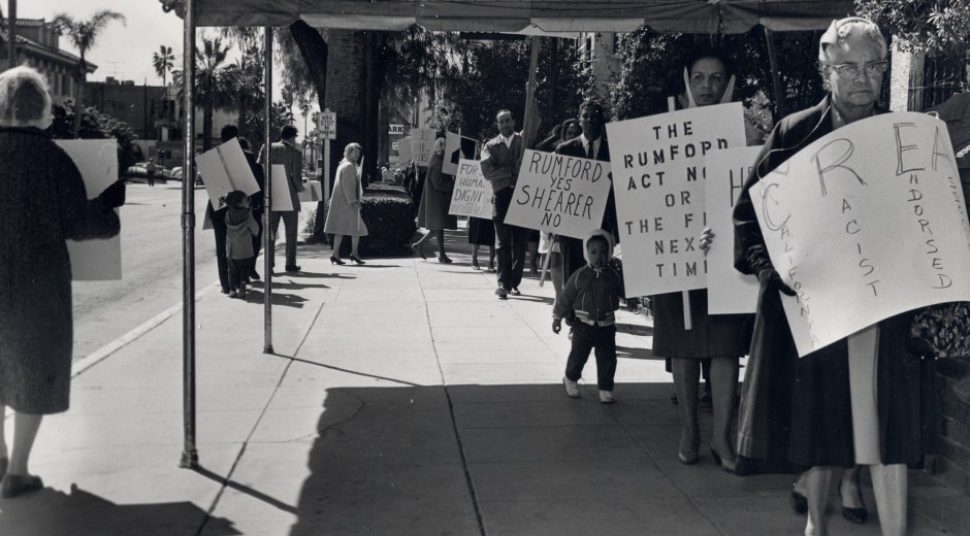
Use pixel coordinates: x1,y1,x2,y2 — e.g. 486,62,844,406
0,15,951,536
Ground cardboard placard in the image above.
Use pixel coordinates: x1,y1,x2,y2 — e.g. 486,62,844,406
298,181,324,202
704,146,763,314
196,137,261,210
448,159,494,219
270,164,294,212
410,129,436,167
750,112,970,356
606,102,747,297
443,132,478,176
504,149,613,239
58,139,122,281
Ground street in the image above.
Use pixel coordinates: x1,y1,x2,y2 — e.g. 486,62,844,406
70,182,218,360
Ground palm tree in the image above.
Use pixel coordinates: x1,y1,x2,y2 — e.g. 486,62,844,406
152,45,175,87
179,37,239,150
52,9,127,136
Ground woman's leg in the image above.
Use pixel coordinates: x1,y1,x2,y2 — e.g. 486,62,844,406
870,464,907,536
332,235,344,258
436,230,448,259
671,358,700,458
840,465,865,509
804,466,833,536
709,357,739,466
8,412,42,476
472,244,481,265
351,235,360,257
0,405,7,460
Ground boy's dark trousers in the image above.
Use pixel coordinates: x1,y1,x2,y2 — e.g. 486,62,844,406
564,323,617,391
228,257,253,291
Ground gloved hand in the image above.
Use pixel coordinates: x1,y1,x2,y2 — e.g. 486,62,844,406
758,268,797,297
98,180,127,209
906,336,935,358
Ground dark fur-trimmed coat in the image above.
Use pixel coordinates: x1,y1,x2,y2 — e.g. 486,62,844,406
0,127,120,414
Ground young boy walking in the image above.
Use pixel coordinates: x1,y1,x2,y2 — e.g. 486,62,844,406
553,230,624,403
224,190,259,298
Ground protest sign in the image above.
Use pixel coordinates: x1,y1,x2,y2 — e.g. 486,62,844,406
57,139,122,281
196,137,261,210
270,164,294,212
705,146,762,314
397,135,412,164
606,103,746,296
298,181,324,202
448,159,493,219
410,128,436,166
503,149,613,239
750,112,970,356
443,132,478,175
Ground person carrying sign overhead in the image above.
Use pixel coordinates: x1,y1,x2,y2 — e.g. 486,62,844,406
732,19,937,536
481,109,527,300
258,125,304,273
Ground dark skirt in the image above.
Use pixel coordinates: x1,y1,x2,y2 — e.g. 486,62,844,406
467,217,495,246
650,289,751,359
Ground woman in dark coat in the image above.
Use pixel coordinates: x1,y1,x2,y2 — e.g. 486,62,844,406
652,48,754,471
412,137,457,263
733,18,936,536
0,66,124,498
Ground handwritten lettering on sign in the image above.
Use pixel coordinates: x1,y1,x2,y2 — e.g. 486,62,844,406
448,159,494,220
751,112,970,357
606,103,746,296
503,150,612,240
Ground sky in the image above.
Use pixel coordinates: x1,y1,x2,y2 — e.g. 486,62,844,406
18,0,311,138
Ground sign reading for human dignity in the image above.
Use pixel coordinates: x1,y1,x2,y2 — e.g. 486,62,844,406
751,112,970,357
503,149,612,240
606,102,746,297
704,146,762,314
448,159,493,219
58,139,122,281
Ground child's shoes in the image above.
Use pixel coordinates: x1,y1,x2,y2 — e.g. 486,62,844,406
599,390,615,404
562,376,581,399
228,289,238,298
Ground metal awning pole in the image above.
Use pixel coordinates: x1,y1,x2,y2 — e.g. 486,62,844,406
179,0,199,469
263,26,274,354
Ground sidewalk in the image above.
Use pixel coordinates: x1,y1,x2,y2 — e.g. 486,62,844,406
3,238,969,535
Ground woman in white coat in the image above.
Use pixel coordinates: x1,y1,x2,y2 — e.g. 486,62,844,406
324,142,368,265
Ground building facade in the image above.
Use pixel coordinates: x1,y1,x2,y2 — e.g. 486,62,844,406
0,18,96,103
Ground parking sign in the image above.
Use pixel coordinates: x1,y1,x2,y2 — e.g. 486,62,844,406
319,111,337,140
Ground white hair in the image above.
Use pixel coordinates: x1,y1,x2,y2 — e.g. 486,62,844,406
0,65,53,128
818,17,888,64
433,137,446,155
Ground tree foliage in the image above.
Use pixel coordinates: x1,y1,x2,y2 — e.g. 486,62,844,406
856,0,970,54
152,45,175,87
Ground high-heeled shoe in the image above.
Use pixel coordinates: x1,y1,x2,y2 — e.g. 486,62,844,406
790,483,808,514
678,449,699,465
839,478,868,524
438,255,453,264
349,254,366,265
709,448,737,473
410,243,427,260
330,256,345,265
472,260,481,270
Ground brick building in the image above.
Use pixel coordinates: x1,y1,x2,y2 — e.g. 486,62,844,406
0,18,96,103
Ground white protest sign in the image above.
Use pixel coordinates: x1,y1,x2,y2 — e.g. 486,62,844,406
448,159,493,219
751,112,970,357
443,132,478,176
298,181,324,202
705,146,762,314
270,164,294,212
606,102,746,297
504,149,613,239
397,135,412,164
196,137,260,210
410,129,436,167
57,139,122,281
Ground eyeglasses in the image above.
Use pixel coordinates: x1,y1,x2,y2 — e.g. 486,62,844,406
826,60,888,78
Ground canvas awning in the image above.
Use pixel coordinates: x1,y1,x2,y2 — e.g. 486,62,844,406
187,0,854,33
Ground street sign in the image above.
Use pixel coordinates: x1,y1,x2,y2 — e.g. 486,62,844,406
319,111,337,140
389,123,405,135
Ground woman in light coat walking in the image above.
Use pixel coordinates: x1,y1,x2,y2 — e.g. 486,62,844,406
324,142,368,265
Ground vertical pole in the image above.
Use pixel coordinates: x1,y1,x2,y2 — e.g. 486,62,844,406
179,0,198,469
763,28,785,121
263,27,274,354
666,96,692,331
323,139,331,202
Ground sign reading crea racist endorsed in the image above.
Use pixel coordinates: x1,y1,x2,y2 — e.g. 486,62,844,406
751,112,970,357
503,149,612,239
606,103,746,297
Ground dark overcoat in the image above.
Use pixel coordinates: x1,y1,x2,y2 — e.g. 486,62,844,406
417,153,457,231
732,96,938,471
0,127,121,414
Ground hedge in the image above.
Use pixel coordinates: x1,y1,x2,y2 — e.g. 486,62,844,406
327,185,416,256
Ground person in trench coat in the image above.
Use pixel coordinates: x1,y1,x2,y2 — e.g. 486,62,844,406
324,142,368,265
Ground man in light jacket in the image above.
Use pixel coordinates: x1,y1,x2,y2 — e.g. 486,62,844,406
480,109,527,299
258,125,304,272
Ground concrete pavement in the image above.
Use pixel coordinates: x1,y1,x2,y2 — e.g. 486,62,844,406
3,235,970,535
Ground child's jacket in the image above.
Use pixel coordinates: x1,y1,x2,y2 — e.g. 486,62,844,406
226,207,258,260
553,230,624,326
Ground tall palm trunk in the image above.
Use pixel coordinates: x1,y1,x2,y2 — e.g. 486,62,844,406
203,74,214,150
72,50,86,137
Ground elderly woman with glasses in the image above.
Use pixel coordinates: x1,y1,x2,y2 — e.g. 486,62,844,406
732,18,936,536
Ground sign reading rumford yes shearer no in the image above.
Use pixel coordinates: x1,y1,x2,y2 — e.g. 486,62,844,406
606,102,746,297
751,112,970,357
503,150,612,239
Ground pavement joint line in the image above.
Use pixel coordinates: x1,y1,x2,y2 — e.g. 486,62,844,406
196,286,330,535
70,282,220,380
414,260,489,536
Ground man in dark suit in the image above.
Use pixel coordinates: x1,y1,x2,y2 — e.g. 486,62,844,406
258,125,305,272
480,109,527,300
555,99,617,281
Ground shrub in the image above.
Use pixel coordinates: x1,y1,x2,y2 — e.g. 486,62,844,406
329,188,416,256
